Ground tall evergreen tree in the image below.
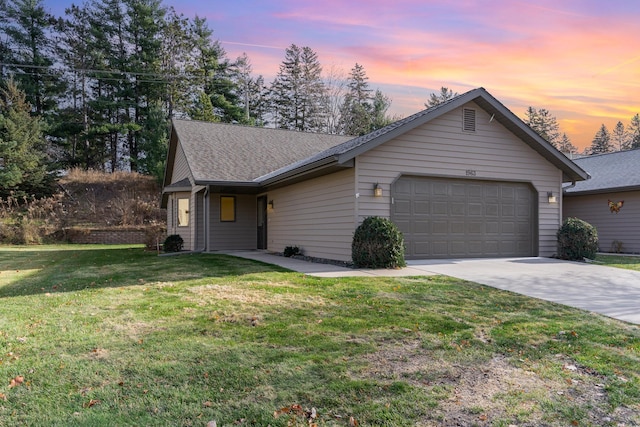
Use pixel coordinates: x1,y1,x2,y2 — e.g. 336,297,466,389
425,87,458,108
558,133,577,154
0,79,51,198
339,63,372,136
160,7,190,119
187,16,243,123
3,0,64,116
370,89,395,131
612,121,629,151
524,107,561,148
270,44,326,132
232,53,266,125
627,114,640,150
590,124,613,155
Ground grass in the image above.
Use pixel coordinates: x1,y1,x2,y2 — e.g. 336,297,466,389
595,254,640,271
0,245,638,426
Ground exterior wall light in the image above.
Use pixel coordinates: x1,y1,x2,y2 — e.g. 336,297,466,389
374,183,383,197
547,192,557,203
267,200,274,209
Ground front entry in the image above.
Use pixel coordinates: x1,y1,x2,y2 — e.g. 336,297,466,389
257,196,268,249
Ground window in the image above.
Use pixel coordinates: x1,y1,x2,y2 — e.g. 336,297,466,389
177,198,189,227
220,196,236,222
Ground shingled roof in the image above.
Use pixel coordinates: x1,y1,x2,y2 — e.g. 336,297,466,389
564,149,640,195
164,88,588,193
170,120,352,184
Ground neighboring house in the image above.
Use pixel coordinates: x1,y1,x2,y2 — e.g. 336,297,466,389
563,150,640,254
162,87,588,261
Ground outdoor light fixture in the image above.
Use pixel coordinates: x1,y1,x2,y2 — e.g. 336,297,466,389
374,183,383,197
547,192,557,203
267,200,274,209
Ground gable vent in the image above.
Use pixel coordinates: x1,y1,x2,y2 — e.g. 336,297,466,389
462,108,476,132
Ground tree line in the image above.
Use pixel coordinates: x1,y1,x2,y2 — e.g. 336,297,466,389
523,106,640,156
0,0,399,198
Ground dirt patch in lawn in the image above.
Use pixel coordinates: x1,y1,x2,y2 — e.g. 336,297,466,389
186,283,331,308
355,339,639,426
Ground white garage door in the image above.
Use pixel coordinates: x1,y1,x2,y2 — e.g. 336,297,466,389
392,176,536,259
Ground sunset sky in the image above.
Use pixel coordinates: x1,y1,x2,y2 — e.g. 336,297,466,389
46,0,640,151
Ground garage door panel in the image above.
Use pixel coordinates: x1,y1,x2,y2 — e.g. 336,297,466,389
433,202,448,215
414,201,430,215
413,220,430,234
468,203,483,216
392,176,536,259
394,200,411,215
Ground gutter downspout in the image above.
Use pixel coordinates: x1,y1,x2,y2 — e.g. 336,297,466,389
204,186,209,252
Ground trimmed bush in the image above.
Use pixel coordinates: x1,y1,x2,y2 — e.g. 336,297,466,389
283,246,301,257
352,216,406,268
164,234,184,252
557,217,598,261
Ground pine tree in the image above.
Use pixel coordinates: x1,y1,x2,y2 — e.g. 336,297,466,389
370,89,395,131
270,44,326,132
558,133,577,154
628,114,640,150
425,87,458,108
339,63,372,135
3,0,65,116
233,53,267,125
0,79,51,198
524,107,561,148
590,124,613,155
612,121,629,151
187,16,243,123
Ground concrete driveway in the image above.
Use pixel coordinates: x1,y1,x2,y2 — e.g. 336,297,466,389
406,257,640,325
224,251,640,325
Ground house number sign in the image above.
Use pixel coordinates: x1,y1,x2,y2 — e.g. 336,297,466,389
466,169,477,176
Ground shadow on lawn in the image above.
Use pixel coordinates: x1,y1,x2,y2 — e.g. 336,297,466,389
0,247,288,298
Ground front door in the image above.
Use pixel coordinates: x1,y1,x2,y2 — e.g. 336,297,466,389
257,196,268,249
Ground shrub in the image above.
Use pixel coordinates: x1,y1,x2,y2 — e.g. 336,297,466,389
163,234,184,252
283,246,301,257
557,217,598,261
352,216,406,268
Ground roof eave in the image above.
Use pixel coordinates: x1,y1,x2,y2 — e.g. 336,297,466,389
259,156,353,189
564,184,640,196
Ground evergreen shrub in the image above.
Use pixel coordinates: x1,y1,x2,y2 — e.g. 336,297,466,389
163,234,184,252
283,246,300,257
556,217,598,260
352,216,406,268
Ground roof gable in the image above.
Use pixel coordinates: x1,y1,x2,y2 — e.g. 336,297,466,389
258,88,588,184
565,149,640,194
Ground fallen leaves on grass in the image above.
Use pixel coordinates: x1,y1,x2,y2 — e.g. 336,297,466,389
83,399,100,408
274,404,319,425
9,375,24,388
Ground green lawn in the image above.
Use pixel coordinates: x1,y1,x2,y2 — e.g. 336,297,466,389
595,254,640,271
0,245,638,426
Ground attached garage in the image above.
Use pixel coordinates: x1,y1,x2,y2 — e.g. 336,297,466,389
392,176,537,259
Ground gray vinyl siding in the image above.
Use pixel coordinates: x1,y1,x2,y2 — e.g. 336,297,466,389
172,143,191,183
209,194,257,250
268,169,356,262
356,102,562,257
564,191,640,254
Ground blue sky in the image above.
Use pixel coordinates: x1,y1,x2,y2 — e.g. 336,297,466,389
44,0,640,150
